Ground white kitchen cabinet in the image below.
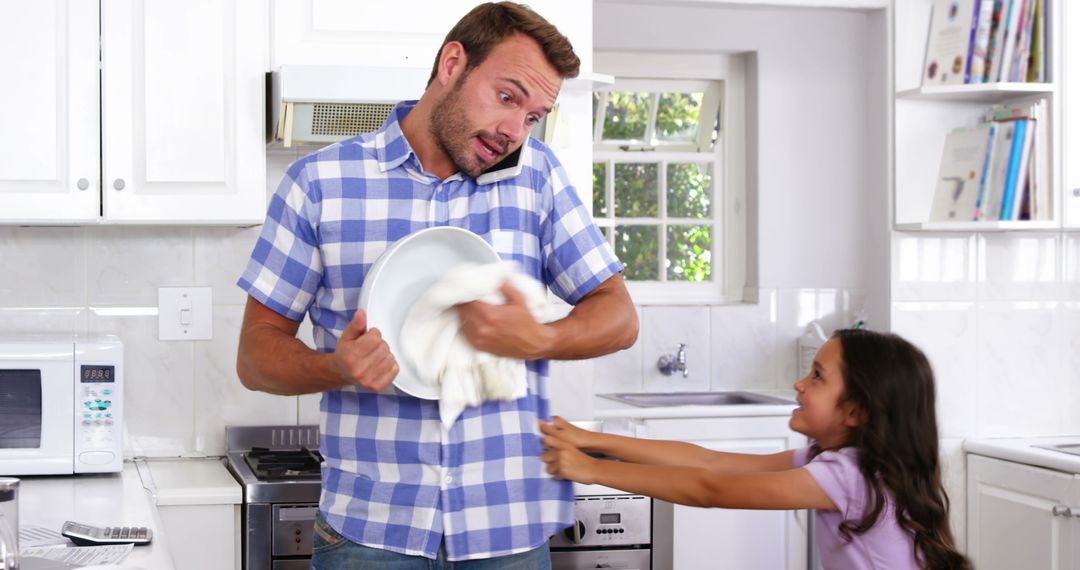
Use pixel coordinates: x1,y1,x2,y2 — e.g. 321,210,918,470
0,0,268,225
636,415,808,570
892,0,1064,231
967,453,1080,570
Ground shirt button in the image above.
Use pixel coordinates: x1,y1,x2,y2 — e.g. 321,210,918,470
444,475,453,484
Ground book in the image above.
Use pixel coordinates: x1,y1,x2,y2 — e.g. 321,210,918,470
1006,117,1035,219
923,0,979,85
1011,0,1038,81
998,118,1028,219
929,124,995,221
996,0,1026,82
977,121,1016,220
968,0,997,83
984,0,1011,81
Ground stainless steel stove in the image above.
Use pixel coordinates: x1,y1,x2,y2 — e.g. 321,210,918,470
224,425,322,570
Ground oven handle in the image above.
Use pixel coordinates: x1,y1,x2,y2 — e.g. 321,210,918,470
277,506,319,521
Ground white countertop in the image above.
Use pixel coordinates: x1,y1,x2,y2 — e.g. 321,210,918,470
592,391,797,420
136,457,241,507
964,435,1080,474
18,463,174,570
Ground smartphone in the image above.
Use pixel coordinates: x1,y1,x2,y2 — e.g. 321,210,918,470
476,137,528,185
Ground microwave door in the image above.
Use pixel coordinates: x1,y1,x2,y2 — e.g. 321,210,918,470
0,354,75,475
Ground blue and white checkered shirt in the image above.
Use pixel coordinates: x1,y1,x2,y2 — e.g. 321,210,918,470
238,101,622,561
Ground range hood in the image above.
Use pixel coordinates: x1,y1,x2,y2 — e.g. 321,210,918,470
270,65,429,147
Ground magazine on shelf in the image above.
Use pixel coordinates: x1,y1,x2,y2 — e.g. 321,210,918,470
984,0,1010,82
996,0,1026,83
929,124,995,222
923,0,979,85
968,0,996,83
975,121,1015,221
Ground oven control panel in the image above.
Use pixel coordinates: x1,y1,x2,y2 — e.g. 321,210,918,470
272,505,316,556
549,494,651,548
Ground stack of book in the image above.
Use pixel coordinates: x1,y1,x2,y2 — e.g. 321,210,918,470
929,99,1049,222
922,0,1047,86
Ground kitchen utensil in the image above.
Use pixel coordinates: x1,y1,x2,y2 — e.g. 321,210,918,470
358,226,501,399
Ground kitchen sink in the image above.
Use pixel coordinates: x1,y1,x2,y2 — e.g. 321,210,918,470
1035,443,1080,457
599,391,795,408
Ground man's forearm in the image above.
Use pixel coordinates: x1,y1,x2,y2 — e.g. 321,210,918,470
542,278,638,360
237,322,345,396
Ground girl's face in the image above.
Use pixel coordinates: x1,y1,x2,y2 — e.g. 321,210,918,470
790,337,862,449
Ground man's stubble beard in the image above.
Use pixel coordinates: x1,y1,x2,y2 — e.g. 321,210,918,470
429,75,484,178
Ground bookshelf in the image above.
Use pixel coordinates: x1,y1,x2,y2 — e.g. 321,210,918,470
892,0,1063,230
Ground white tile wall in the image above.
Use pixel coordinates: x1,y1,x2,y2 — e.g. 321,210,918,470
892,231,1080,443
641,306,711,392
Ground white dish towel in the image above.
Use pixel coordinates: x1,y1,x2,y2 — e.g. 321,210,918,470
400,262,550,427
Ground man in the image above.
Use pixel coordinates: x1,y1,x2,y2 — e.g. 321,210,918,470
236,2,637,567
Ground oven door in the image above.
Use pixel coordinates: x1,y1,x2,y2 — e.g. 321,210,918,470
551,548,651,569
0,344,75,475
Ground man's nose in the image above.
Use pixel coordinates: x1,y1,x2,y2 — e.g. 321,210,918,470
496,111,530,144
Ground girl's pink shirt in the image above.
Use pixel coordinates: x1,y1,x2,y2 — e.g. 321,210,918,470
794,446,922,569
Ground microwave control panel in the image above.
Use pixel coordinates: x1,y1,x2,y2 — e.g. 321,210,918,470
74,341,124,473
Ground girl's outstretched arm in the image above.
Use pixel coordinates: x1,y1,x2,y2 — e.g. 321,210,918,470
540,421,835,510
541,416,795,473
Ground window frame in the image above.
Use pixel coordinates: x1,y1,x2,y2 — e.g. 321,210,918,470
592,52,748,304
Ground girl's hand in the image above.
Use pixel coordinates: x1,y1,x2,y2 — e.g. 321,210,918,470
539,421,600,484
540,415,598,450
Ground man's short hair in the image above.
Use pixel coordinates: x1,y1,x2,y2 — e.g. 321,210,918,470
427,2,581,86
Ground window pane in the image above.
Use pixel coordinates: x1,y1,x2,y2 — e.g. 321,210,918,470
602,92,651,140
656,92,703,142
592,162,607,216
667,163,713,218
615,225,659,280
666,225,712,282
614,163,658,217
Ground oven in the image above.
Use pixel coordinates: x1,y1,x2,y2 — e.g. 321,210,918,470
226,425,652,570
549,482,652,570
224,425,322,570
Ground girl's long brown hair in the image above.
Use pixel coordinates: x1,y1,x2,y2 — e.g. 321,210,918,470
830,329,972,570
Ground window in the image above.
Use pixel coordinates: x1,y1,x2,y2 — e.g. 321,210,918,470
592,58,746,304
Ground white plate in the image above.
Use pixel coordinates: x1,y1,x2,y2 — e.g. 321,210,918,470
358,226,501,399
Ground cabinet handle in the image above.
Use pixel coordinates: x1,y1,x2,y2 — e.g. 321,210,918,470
77,178,89,191
1052,505,1072,517
113,178,125,191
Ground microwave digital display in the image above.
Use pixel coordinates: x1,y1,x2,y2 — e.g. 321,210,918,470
80,365,115,383
600,513,620,524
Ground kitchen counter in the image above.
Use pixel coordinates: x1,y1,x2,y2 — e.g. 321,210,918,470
964,435,1080,474
592,390,797,420
18,463,175,570
136,457,241,507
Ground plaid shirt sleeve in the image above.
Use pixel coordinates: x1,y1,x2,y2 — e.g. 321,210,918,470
237,159,325,321
537,149,624,304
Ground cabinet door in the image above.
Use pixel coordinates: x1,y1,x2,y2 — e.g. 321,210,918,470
101,0,267,224
0,1,99,223
642,417,807,570
967,454,1078,570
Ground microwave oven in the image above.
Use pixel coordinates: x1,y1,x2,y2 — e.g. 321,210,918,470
0,336,124,475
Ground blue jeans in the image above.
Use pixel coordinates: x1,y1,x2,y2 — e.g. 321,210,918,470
310,512,552,570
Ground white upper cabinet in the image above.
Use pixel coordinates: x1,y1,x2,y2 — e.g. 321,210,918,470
0,2,100,223
101,0,268,224
0,0,268,225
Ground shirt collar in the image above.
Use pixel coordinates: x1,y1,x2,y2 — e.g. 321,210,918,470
375,100,420,173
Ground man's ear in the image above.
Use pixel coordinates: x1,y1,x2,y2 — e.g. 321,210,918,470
435,41,468,87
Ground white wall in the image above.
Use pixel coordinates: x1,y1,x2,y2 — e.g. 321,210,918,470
562,1,889,412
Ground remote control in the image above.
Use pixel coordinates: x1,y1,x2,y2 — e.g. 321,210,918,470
61,521,152,546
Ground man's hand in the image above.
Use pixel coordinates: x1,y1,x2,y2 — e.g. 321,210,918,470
540,418,600,484
456,281,555,359
332,309,399,391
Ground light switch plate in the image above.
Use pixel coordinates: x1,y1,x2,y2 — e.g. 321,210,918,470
158,287,212,341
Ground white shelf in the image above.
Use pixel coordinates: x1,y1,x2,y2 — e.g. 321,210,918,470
895,220,1060,232
896,83,1054,103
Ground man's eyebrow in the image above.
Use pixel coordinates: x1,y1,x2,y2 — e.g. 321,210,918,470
504,78,553,115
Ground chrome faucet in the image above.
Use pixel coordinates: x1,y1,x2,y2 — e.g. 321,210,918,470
657,343,689,378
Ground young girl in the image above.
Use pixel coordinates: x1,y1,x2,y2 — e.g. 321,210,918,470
540,328,971,570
